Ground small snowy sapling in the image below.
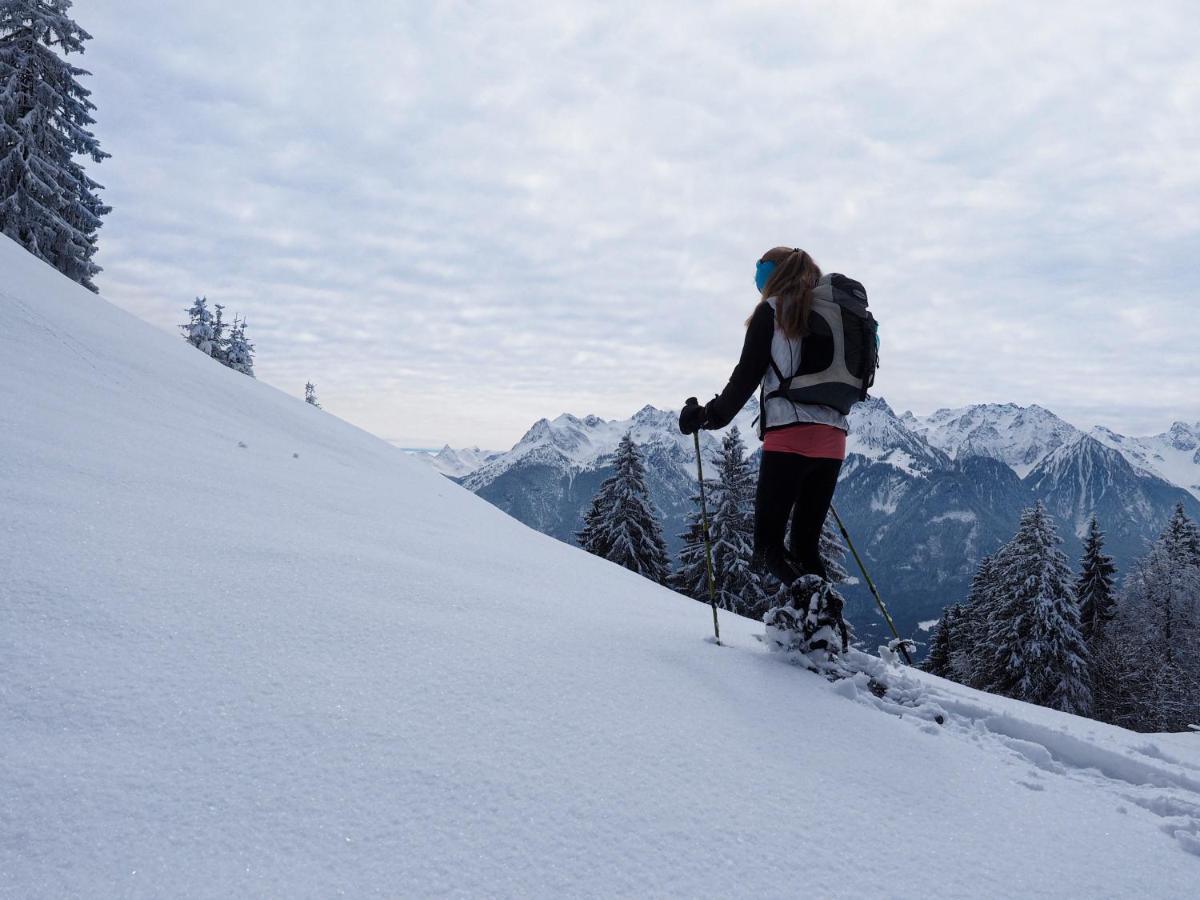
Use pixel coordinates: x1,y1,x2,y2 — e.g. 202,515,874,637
181,297,214,356
224,316,255,377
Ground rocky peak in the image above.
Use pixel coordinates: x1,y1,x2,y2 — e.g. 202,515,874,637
1166,422,1199,452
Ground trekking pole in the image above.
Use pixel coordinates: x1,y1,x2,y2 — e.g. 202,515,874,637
687,400,721,645
829,504,912,665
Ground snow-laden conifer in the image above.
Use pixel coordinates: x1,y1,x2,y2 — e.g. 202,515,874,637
305,381,320,408
576,433,670,584
224,316,255,377
671,490,713,602
575,498,607,559
952,554,997,687
210,304,228,365
921,604,958,678
706,427,770,617
1107,507,1200,731
0,0,109,290
1129,506,1200,668
1163,502,1200,568
1076,516,1117,648
181,297,214,356
976,503,1093,716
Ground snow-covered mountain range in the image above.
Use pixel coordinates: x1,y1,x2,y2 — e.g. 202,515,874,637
423,444,503,478
447,403,759,555
426,399,1200,643
433,400,1200,503
904,403,1080,478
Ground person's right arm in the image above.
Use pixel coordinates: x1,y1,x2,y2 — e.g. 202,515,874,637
701,301,774,430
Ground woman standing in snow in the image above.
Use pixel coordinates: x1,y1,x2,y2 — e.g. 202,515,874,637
679,247,877,642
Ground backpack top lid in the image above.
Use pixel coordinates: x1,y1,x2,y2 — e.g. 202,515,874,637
822,273,869,317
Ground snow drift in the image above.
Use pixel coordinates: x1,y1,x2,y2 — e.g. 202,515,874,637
1,237,1197,898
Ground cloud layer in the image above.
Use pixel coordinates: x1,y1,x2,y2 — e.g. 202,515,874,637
79,0,1200,447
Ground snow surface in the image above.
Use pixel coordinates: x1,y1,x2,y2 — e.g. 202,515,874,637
2,236,1199,898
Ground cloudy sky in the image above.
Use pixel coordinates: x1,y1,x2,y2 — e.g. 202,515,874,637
78,0,1199,449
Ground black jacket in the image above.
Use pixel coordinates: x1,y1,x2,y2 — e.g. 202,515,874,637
704,302,774,429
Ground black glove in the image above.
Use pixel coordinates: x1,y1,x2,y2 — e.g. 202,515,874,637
679,397,707,435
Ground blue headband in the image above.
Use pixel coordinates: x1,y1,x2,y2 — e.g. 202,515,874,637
755,260,777,293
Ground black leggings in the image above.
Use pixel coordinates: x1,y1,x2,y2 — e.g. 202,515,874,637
754,451,843,585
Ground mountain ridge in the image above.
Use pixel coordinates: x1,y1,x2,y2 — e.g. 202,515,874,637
434,400,1200,500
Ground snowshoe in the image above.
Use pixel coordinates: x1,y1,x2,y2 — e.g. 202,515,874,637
762,575,853,673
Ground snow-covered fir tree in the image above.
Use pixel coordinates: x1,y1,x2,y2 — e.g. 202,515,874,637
1076,516,1117,652
0,0,109,291
975,503,1093,716
1163,502,1200,568
706,427,771,617
670,488,714,602
1136,506,1200,670
575,498,607,560
181,297,214,356
1105,506,1200,732
1072,518,1120,725
305,382,320,408
921,604,959,678
224,316,255,377
955,554,998,687
576,433,670,585
210,303,228,365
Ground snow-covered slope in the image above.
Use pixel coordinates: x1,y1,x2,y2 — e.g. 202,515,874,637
2,238,1199,897
1092,423,1200,501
